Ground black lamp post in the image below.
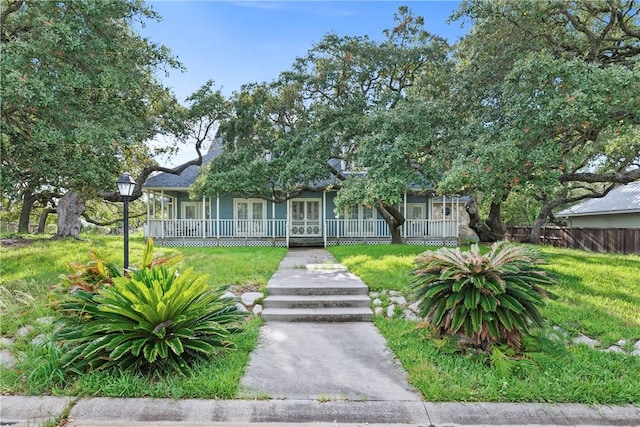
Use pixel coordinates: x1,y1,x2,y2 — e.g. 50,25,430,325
116,172,136,272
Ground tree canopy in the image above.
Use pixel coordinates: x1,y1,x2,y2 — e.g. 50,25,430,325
440,0,640,241
193,6,451,243
0,0,208,236
3,1,638,243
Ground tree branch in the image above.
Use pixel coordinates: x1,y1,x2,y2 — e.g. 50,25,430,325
559,168,640,184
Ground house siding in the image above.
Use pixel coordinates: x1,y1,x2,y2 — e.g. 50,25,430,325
566,213,640,229
144,188,462,247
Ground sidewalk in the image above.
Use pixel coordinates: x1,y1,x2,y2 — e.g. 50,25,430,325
240,248,418,400
1,248,639,426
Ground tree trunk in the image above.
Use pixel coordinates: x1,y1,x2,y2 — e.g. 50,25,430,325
465,198,507,242
376,203,405,244
55,191,85,239
486,201,507,240
18,190,38,233
527,199,554,244
37,208,55,234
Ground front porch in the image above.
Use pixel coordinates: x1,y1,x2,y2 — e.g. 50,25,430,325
144,218,460,247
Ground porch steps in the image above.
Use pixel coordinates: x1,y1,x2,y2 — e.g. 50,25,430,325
264,294,371,309
261,307,373,322
262,268,373,322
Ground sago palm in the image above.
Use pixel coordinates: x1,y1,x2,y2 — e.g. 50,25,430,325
411,242,554,352
56,265,245,375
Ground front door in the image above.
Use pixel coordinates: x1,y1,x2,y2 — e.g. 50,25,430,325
290,199,321,237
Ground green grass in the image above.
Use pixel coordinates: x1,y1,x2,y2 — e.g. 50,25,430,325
329,244,640,404
329,244,436,291
0,235,285,397
378,318,640,403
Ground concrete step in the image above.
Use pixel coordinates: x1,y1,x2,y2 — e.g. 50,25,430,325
261,307,373,322
264,294,371,309
267,283,369,296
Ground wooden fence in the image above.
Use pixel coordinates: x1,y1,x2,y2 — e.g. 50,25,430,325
506,226,640,255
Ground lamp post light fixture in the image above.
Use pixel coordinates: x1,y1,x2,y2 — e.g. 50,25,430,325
116,172,136,272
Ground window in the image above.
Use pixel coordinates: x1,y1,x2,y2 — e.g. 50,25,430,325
400,203,425,220
401,203,426,237
345,204,376,236
234,199,266,236
182,202,200,219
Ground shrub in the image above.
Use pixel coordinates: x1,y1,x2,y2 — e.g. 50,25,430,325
59,238,182,293
56,265,246,375
411,242,554,352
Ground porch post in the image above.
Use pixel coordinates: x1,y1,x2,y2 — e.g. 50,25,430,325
161,190,165,239
442,195,446,239
403,191,407,240
216,195,220,239
144,191,150,238
202,196,206,238
272,199,276,240
323,191,327,247
456,196,460,238
286,198,290,247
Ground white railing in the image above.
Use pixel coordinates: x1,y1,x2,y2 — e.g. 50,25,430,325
324,219,458,239
147,219,287,239
146,218,459,239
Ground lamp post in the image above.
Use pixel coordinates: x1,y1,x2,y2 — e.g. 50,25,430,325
117,173,136,272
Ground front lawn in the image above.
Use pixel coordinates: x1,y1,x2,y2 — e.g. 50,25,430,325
0,235,286,397
329,244,640,404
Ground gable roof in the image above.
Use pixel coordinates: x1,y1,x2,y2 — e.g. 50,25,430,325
144,143,221,190
556,181,640,217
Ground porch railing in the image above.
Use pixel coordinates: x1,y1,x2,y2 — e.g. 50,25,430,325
147,219,288,239
147,218,458,240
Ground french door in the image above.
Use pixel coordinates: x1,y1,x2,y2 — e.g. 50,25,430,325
235,199,266,236
346,204,376,237
290,199,321,236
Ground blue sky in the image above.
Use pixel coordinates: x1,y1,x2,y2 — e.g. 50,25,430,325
140,1,466,101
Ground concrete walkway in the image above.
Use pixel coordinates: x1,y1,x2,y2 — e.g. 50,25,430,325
241,248,418,400
1,248,639,426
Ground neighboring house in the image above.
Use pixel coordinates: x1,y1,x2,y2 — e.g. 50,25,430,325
142,145,465,247
556,181,640,229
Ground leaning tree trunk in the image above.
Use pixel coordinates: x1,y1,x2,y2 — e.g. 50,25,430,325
465,198,507,242
376,203,405,244
37,208,55,234
528,202,554,244
55,191,85,239
18,190,38,233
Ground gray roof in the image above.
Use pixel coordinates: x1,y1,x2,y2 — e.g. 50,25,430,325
556,181,640,217
143,140,437,193
144,144,221,190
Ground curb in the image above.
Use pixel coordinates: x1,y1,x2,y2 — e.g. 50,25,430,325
2,396,639,426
